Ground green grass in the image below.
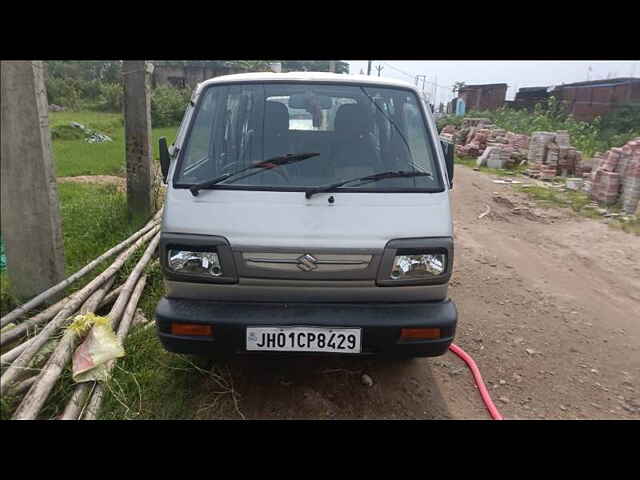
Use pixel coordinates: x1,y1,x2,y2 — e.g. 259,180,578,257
0,111,191,419
513,185,639,235
0,182,147,315
50,111,178,177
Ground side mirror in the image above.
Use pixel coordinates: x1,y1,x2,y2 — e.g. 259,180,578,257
441,139,454,188
159,137,171,184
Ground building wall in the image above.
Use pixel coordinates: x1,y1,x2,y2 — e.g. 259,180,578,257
554,80,640,121
153,64,248,90
459,85,507,111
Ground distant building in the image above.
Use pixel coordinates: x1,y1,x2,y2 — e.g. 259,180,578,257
151,61,250,89
550,77,640,122
511,78,640,121
457,83,508,111
513,86,551,111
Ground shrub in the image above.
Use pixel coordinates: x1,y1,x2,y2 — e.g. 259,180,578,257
97,82,124,112
151,86,191,127
46,76,81,110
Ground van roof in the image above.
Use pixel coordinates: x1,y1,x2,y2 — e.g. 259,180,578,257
195,71,420,96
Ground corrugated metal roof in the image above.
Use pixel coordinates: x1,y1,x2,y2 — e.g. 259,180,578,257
553,77,639,89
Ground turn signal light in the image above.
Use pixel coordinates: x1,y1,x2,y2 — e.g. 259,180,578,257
400,328,441,340
171,323,213,336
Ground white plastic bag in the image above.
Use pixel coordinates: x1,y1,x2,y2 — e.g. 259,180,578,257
70,313,124,383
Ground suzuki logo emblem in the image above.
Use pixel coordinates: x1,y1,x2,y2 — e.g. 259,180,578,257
296,254,318,271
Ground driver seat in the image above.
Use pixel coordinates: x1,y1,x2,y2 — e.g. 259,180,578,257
331,103,379,180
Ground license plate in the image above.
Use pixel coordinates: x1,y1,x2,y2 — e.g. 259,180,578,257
246,326,361,353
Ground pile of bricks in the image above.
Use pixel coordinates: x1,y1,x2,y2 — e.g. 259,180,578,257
527,132,555,164
588,137,640,213
525,131,582,178
456,129,490,157
477,145,512,169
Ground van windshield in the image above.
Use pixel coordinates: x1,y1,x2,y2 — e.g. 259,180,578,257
174,83,443,192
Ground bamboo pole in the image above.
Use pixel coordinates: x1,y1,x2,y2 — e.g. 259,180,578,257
97,285,124,311
0,210,161,328
81,275,148,421
79,237,160,420
0,297,70,348
60,236,158,420
1,337,35,366
0,284,124,351
10,375,37,397
60,382,92,420
11,276,117,419
0,226,159,395
108,234,160,332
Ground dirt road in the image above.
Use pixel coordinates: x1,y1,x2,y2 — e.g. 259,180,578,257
195,165,640,420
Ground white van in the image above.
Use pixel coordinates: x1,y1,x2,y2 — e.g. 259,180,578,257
155,72,457,358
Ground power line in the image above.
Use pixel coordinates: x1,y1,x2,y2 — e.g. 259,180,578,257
381,62,417,80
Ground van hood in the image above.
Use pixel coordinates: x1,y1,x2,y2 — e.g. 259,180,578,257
162,188,453,250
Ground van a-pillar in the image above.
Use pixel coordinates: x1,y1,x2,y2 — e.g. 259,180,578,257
123,60,154,221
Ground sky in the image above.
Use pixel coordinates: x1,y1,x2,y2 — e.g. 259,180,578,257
347,60,640,106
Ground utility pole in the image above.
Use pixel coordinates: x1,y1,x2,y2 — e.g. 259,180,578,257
1,61,65,300
433,75,438,107
123,60,155,222
367,60,372,76
376,64,384,77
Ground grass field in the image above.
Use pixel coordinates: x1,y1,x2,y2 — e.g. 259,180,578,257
50,111,178,177
1,110,178,315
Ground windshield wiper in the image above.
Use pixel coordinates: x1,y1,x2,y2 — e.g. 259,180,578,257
304,170,432,199
189,152,320,196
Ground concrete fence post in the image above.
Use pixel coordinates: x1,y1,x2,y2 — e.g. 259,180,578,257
0,60,65,301
123,60,154,222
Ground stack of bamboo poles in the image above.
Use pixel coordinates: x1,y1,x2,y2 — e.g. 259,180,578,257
0,209,163,420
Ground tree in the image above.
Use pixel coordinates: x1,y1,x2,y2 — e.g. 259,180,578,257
280,61,349,74
452,81,466,95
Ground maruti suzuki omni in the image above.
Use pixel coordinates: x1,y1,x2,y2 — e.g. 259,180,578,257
155,72,457,358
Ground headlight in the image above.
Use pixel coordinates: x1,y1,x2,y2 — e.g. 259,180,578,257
168,249,223,277
390,254,446,280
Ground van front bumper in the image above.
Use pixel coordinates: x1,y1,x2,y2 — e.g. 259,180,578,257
155,298,457,358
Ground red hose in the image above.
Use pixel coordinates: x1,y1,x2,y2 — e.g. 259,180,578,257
448,343,504,420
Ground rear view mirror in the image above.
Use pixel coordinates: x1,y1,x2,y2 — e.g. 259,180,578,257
159,137,171,184
440,139,454,188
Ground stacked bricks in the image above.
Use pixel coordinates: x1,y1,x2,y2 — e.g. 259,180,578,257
621,140,640,214
590,137,640,210
527,132,556,164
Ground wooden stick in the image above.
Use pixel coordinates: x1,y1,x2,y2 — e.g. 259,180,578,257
79,238,159,420
115,275,148,342
81,276,148,421
11,276,117,419
0,226,159,395
0,282,124,350
10,375,37,397
109,234,160,332
81,382,104,420
1,337,35,366
60,382,92,420
0,211,161,328
0,297,70,348
97,285,124,311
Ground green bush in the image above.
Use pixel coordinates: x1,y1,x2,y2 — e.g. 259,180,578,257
439,97,640,157
97,82,124,112
46,76,81,109
151,86,191,127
